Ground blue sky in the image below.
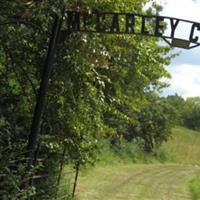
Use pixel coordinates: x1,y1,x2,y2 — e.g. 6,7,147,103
156,0,200,98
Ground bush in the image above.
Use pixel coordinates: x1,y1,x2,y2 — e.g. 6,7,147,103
189,174,200,200
154,146,176,163
112,139,144,162
125,95,175,153
182,97,200,131
96,138,148,164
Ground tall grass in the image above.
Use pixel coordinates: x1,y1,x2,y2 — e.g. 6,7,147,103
163,126,200,199
95,139,155,165
189,174,200,200
163,126,200,165
65,126,200,199
94,126,200,199
86,126,200,167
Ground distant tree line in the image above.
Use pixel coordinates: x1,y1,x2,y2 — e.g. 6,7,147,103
166,94,200,131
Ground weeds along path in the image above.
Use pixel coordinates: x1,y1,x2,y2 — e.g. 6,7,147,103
76,164,200,200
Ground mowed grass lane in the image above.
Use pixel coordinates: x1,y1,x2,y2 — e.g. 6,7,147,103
76,164,200,200
76,127,200,200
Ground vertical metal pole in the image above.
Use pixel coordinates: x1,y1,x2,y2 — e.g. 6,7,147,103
72,162,80,198
55,143,67,199
27,14,62,167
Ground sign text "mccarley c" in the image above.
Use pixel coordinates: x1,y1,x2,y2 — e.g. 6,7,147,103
65,11,200,44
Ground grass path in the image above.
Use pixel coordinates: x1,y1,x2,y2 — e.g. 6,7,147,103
75,127,200,199
76,164,200,200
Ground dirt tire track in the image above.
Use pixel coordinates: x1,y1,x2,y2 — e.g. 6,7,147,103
77,164,200,200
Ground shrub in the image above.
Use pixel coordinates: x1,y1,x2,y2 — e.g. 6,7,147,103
189,174,200,200
154,146,176,163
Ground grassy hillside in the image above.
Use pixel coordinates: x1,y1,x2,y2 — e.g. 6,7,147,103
161,126,200,165
75,127,200,200
76,164,199,200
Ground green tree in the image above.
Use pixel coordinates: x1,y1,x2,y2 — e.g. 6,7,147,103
0,0,175,199
166,94,185,125
183,97,200,130
124,94,175,153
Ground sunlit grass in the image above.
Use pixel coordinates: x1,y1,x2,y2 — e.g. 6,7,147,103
63,126,200,200
189,174,200,200
162,126,200,165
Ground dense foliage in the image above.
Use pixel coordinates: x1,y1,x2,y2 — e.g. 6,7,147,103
0,0,175,199
134,95,175,152
166,95,200,131
183,97,200,130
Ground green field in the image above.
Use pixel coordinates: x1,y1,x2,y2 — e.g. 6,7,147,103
162,127,200,165
75,127,200,200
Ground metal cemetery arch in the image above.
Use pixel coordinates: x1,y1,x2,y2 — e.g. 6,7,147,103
63,11,200,49
27,10,200,172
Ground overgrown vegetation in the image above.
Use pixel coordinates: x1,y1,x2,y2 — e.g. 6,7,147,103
1,0,200,199
96,126,200,165
189,174,200,200
166,95,200,131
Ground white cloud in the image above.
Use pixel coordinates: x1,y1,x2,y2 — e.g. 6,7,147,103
157,0,200,40
157,0,200,98
159,0,200,21
164,64,200,98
